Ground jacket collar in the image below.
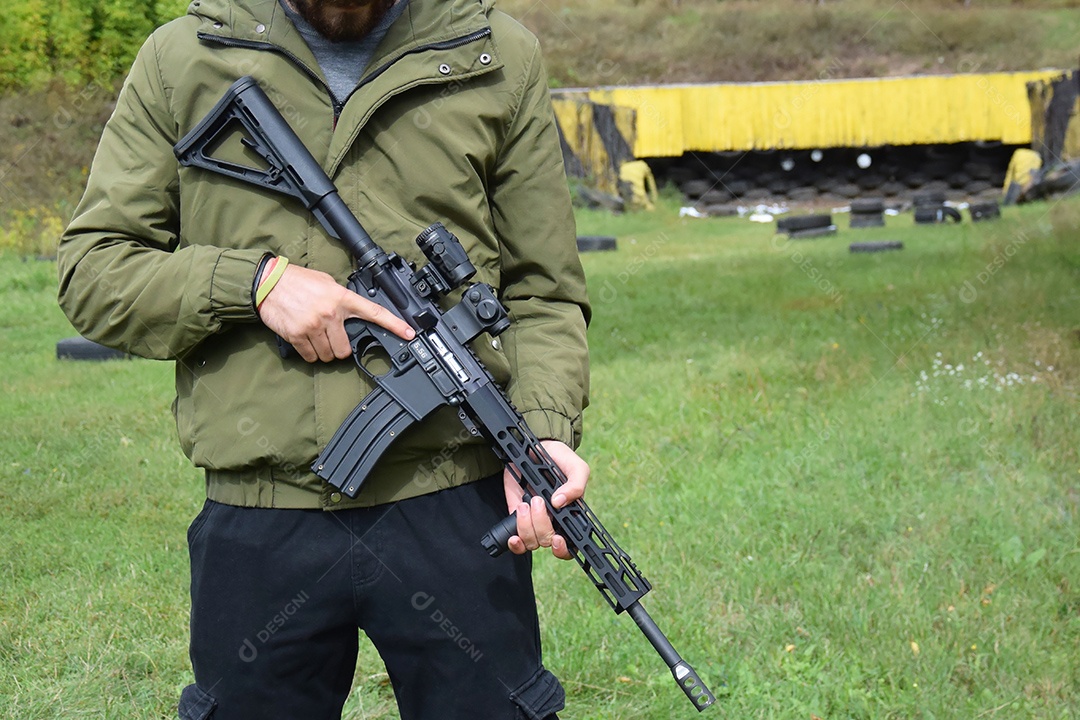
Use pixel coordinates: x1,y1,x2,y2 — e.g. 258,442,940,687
188,0,503,173
188,0,497,83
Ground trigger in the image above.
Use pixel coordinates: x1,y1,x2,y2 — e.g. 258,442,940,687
343,318,377,376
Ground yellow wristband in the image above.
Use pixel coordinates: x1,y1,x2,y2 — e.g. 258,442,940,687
255,257,289,308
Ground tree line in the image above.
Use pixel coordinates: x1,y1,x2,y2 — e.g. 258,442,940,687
1,0,189,91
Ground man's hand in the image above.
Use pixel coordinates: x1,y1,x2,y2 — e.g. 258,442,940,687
502,440,589,560
257,264,414,362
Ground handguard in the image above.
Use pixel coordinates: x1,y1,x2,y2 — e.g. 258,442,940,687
175,76,716,712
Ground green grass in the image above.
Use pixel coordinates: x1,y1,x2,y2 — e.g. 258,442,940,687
2,197,1079,718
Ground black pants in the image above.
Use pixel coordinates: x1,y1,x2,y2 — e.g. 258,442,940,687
178,475,563,720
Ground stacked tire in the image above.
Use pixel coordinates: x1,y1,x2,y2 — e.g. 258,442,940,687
912,190,961,224
969,201,1001,222
914,206,962,224
849,198,885,228
777,214,835,239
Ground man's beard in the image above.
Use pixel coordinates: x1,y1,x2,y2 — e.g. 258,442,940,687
290,0,397,42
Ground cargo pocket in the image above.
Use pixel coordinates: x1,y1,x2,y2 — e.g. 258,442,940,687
510,666,565,720
178,683,217,720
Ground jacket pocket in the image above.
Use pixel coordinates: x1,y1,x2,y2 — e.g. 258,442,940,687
510,666,564,720
185,499,218,548
177,683,217,719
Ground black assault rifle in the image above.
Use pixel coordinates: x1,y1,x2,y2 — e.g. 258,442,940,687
175,76,715,712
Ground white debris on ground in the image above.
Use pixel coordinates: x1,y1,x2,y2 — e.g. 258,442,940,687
913,351,1055,405
679,203,791,220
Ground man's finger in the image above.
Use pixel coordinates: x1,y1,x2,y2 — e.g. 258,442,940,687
503,468,525,514
552,535,572,560
529,496,555,548
342,291,415,341
507,535,527,555
515,501,538,551
327,323,354,360
292,337,318,363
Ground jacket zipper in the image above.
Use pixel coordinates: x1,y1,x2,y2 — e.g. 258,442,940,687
198,28,493,120
342,27,492,109
196,33,330,95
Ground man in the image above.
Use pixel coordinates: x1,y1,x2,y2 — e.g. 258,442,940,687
57,0,590,717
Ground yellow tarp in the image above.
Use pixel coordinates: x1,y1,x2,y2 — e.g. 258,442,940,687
557,71,1061,157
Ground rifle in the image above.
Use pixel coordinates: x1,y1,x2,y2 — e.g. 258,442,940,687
175,76,715,712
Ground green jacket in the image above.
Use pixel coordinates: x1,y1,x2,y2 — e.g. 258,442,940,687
57,0,590,509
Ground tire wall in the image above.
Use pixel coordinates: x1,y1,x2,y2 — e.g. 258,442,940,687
646,143,1016,206
1027,70,1080,166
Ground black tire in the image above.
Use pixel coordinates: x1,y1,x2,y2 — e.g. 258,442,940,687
914,205,943,224
698,188,733,204
725,179,752,197
925,161,953,180
817,176,844,193
963,162,995,180
849,241,904,253
914,205,962,224
948,172,973,189
700,203,740,217
56,336,128,361
855,173,885,191
850,198,885,214
787,187,819,202
667,167,699,185
577,186,625,213
964,180,993,196
913,190,947,207
777,214,832,232
879,181,907,197
969,202,1001,222
576,235,618,252
789,225,838,239
850,214,885,228
679,179,713,199
835,183,862,199
904,173,930,189
766,178,794,195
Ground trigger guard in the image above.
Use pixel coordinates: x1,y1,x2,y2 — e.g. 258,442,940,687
344,318,380,378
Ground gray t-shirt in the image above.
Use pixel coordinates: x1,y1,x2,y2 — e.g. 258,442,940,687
279,0,409,108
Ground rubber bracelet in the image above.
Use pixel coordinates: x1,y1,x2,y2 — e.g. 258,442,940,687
255,257,289,309
251,253,275,314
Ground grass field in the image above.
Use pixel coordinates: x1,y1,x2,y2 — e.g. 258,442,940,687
1,196,1078,718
